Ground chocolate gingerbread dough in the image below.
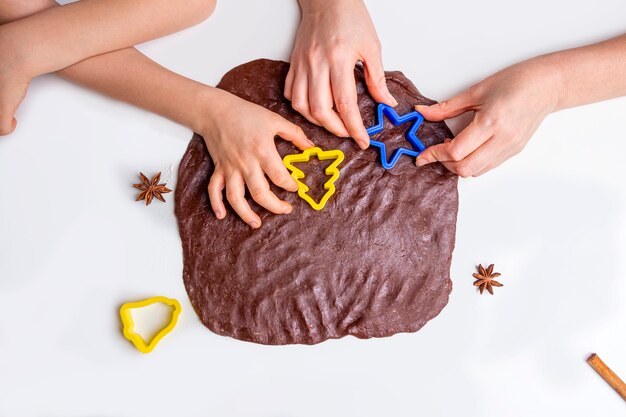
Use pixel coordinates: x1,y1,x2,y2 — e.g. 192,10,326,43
175,59,458,345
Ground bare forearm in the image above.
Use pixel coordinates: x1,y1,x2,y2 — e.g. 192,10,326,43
0,0,214,78
547,33,626,111
58,48,216,132
0,0,217,133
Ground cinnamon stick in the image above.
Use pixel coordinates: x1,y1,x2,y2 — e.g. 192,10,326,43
587,353,626,401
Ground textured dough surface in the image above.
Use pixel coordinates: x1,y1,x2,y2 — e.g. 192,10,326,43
175,59,458,345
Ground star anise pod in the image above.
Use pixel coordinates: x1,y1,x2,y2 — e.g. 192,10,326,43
133,172,172,205
473,264,503,295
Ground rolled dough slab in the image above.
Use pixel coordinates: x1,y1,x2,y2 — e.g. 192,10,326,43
175,59,458,345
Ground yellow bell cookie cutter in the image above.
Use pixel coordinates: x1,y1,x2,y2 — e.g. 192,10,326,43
283,147,345,211
119,296,181,354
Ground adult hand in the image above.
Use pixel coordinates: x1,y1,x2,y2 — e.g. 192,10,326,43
285,0,397,149
415,57,562,177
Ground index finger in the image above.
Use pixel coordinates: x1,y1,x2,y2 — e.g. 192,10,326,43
330,65,369,149
416,121,492,167
275,116,314,151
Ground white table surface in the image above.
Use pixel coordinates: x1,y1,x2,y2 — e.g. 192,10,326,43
1,1,625,415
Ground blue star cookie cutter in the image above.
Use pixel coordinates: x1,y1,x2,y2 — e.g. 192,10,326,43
365,103,426,169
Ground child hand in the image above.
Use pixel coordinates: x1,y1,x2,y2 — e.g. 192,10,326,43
415,57,562,177
285,0,397,149
198,90,314,229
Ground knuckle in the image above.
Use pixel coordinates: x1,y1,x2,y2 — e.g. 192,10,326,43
209,170,222,183
225,190,242,204
306,46,318,60
329,44,349,61
447,145,464,162
309,104,329,120
250,188,268,202
291,98,308,113
467,83,482,100
456,164,473,178
274,174,294,188
480,114,498,130
306,44,324,62
335,97,355,115
267,163,289,179
293,124,305,138
279,122,303,142
436,100,449,112
250,138,269,154
373,72,386,87
249,180,271,201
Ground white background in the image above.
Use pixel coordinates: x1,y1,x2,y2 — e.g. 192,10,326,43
1,0,625,415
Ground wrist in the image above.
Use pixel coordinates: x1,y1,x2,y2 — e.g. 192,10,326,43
187,86,228,135
533,53,569,113
520,54,566,116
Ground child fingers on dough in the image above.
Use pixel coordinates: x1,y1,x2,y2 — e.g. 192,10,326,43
0,0,216,136
200,90,315,229
0,1,310,229
415,34,626,177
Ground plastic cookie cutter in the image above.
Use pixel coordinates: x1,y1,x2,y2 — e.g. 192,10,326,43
366,103,427,169
119,296,181,354
283,147,345,211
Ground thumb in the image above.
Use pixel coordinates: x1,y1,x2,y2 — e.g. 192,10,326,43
363,54,398,107
276,117,315,150
0,117,17,136
415,90,475,122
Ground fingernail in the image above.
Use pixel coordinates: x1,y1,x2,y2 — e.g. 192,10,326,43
250,220,260,229
307,139,315,147
388,94,398,107
359,139,369,149
283,205,292,214
12,118,17,128
416,157,427,167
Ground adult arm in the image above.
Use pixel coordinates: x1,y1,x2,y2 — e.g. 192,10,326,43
285,0,397,148
415,34,626,177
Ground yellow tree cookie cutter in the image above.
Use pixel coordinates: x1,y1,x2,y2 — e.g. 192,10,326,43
119,296,181,354
283,147,345,211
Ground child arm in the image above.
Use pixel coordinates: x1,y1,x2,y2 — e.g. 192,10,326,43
414,34,626,177
0,0,214,135
69,52,314,226
1,0,312,229
0,0,216,77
